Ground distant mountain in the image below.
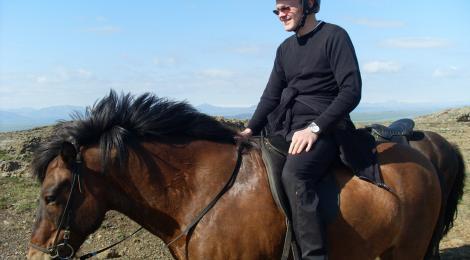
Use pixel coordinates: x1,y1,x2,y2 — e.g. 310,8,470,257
0,106,85,132
196,104,256,117
351,101,468,122
196,102,468,122
1,102,467,132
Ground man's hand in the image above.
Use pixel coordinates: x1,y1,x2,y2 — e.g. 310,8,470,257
236,128,253,141
288,128,318,155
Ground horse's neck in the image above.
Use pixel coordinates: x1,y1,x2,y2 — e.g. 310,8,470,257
105,141,239,242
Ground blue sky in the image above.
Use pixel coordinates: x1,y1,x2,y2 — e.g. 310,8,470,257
1,0,469,109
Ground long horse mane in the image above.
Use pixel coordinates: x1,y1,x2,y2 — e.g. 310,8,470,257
32,90,237,182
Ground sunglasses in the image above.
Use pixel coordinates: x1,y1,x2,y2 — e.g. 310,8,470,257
272,5,292,16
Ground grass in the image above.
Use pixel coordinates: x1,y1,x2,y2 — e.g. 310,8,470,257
0,149,15,161
0,176,40,213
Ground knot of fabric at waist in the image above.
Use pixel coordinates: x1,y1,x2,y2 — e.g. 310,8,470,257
267,88,299,137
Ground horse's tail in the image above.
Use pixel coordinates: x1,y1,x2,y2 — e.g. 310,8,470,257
424,141,466,259
441,143,466,237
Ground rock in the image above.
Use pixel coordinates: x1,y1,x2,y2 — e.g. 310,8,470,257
456,113,470,122
105,248,121,258
20,137,42,154
0,161,22,172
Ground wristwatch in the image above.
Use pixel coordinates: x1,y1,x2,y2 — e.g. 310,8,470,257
307,122,321,134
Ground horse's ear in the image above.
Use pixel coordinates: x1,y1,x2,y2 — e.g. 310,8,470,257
60,142,77,165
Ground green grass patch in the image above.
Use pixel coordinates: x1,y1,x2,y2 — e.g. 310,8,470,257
0,177,40,213
0,149,15,161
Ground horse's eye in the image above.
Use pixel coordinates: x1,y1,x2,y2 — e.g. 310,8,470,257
45,195,56,204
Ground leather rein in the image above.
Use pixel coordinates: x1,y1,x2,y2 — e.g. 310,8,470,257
30,144,244,259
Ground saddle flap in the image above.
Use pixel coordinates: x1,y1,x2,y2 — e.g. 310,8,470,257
260,133,291,216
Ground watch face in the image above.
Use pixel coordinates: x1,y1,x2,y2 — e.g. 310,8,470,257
309,124,320,133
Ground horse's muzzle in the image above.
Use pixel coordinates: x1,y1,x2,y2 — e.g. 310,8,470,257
27,248,52,260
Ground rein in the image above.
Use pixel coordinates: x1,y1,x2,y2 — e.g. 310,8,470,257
165,145,244,250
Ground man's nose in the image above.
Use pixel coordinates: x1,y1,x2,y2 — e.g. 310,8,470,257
279,12,289,20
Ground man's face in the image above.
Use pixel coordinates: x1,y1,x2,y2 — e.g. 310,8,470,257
274,0,303,32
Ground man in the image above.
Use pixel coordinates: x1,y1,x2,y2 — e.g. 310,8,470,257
239,0,362,259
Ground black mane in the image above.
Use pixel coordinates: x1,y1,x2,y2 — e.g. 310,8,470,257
32,90,237,182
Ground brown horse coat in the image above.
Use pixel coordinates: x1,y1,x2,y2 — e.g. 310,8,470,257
29,140,442,259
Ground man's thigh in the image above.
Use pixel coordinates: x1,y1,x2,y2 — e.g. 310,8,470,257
283,134,338,182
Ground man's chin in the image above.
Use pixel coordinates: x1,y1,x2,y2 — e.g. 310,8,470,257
282,22,296,32
284,26,295,32
281,24,291,31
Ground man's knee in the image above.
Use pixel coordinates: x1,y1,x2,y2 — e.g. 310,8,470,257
281,163,296,189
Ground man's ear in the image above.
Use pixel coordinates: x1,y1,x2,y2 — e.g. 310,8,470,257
60,142,77,166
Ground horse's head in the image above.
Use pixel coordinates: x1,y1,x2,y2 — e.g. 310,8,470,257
27,90,239,259
28,141,107,259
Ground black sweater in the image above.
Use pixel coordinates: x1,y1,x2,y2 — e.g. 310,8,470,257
248,22,362,138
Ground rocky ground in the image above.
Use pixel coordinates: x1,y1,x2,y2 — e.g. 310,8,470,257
0,107,469,259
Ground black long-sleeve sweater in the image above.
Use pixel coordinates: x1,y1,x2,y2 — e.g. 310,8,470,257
248,22,362,138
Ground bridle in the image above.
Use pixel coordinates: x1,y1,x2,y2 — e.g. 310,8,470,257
29,143,244,259
30,152,84,259
30,149,143,259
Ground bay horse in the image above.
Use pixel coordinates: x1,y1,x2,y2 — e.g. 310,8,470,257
27,91,466,259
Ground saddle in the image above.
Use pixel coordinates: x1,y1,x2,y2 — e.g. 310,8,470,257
260,118,415,260
367,118,415,145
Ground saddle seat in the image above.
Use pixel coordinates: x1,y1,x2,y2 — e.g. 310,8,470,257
367,118,415,144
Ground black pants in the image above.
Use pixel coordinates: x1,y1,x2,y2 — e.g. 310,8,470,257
282,134,338,260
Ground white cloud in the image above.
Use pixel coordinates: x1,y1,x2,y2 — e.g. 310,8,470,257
232,45,262,55
363,61,401,74
34,68,94,84
433,66,459,78
35,76,48,84
153,57,178,66
86,26,121,34
197,69,235,79
381,37,449,49
351,18,405,28
96,16,107,22
77,68,93,78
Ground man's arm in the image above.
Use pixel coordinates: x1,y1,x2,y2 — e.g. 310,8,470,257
313,27,362,132
246,47,287,135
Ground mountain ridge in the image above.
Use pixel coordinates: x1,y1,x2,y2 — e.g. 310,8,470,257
1,103,468,132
